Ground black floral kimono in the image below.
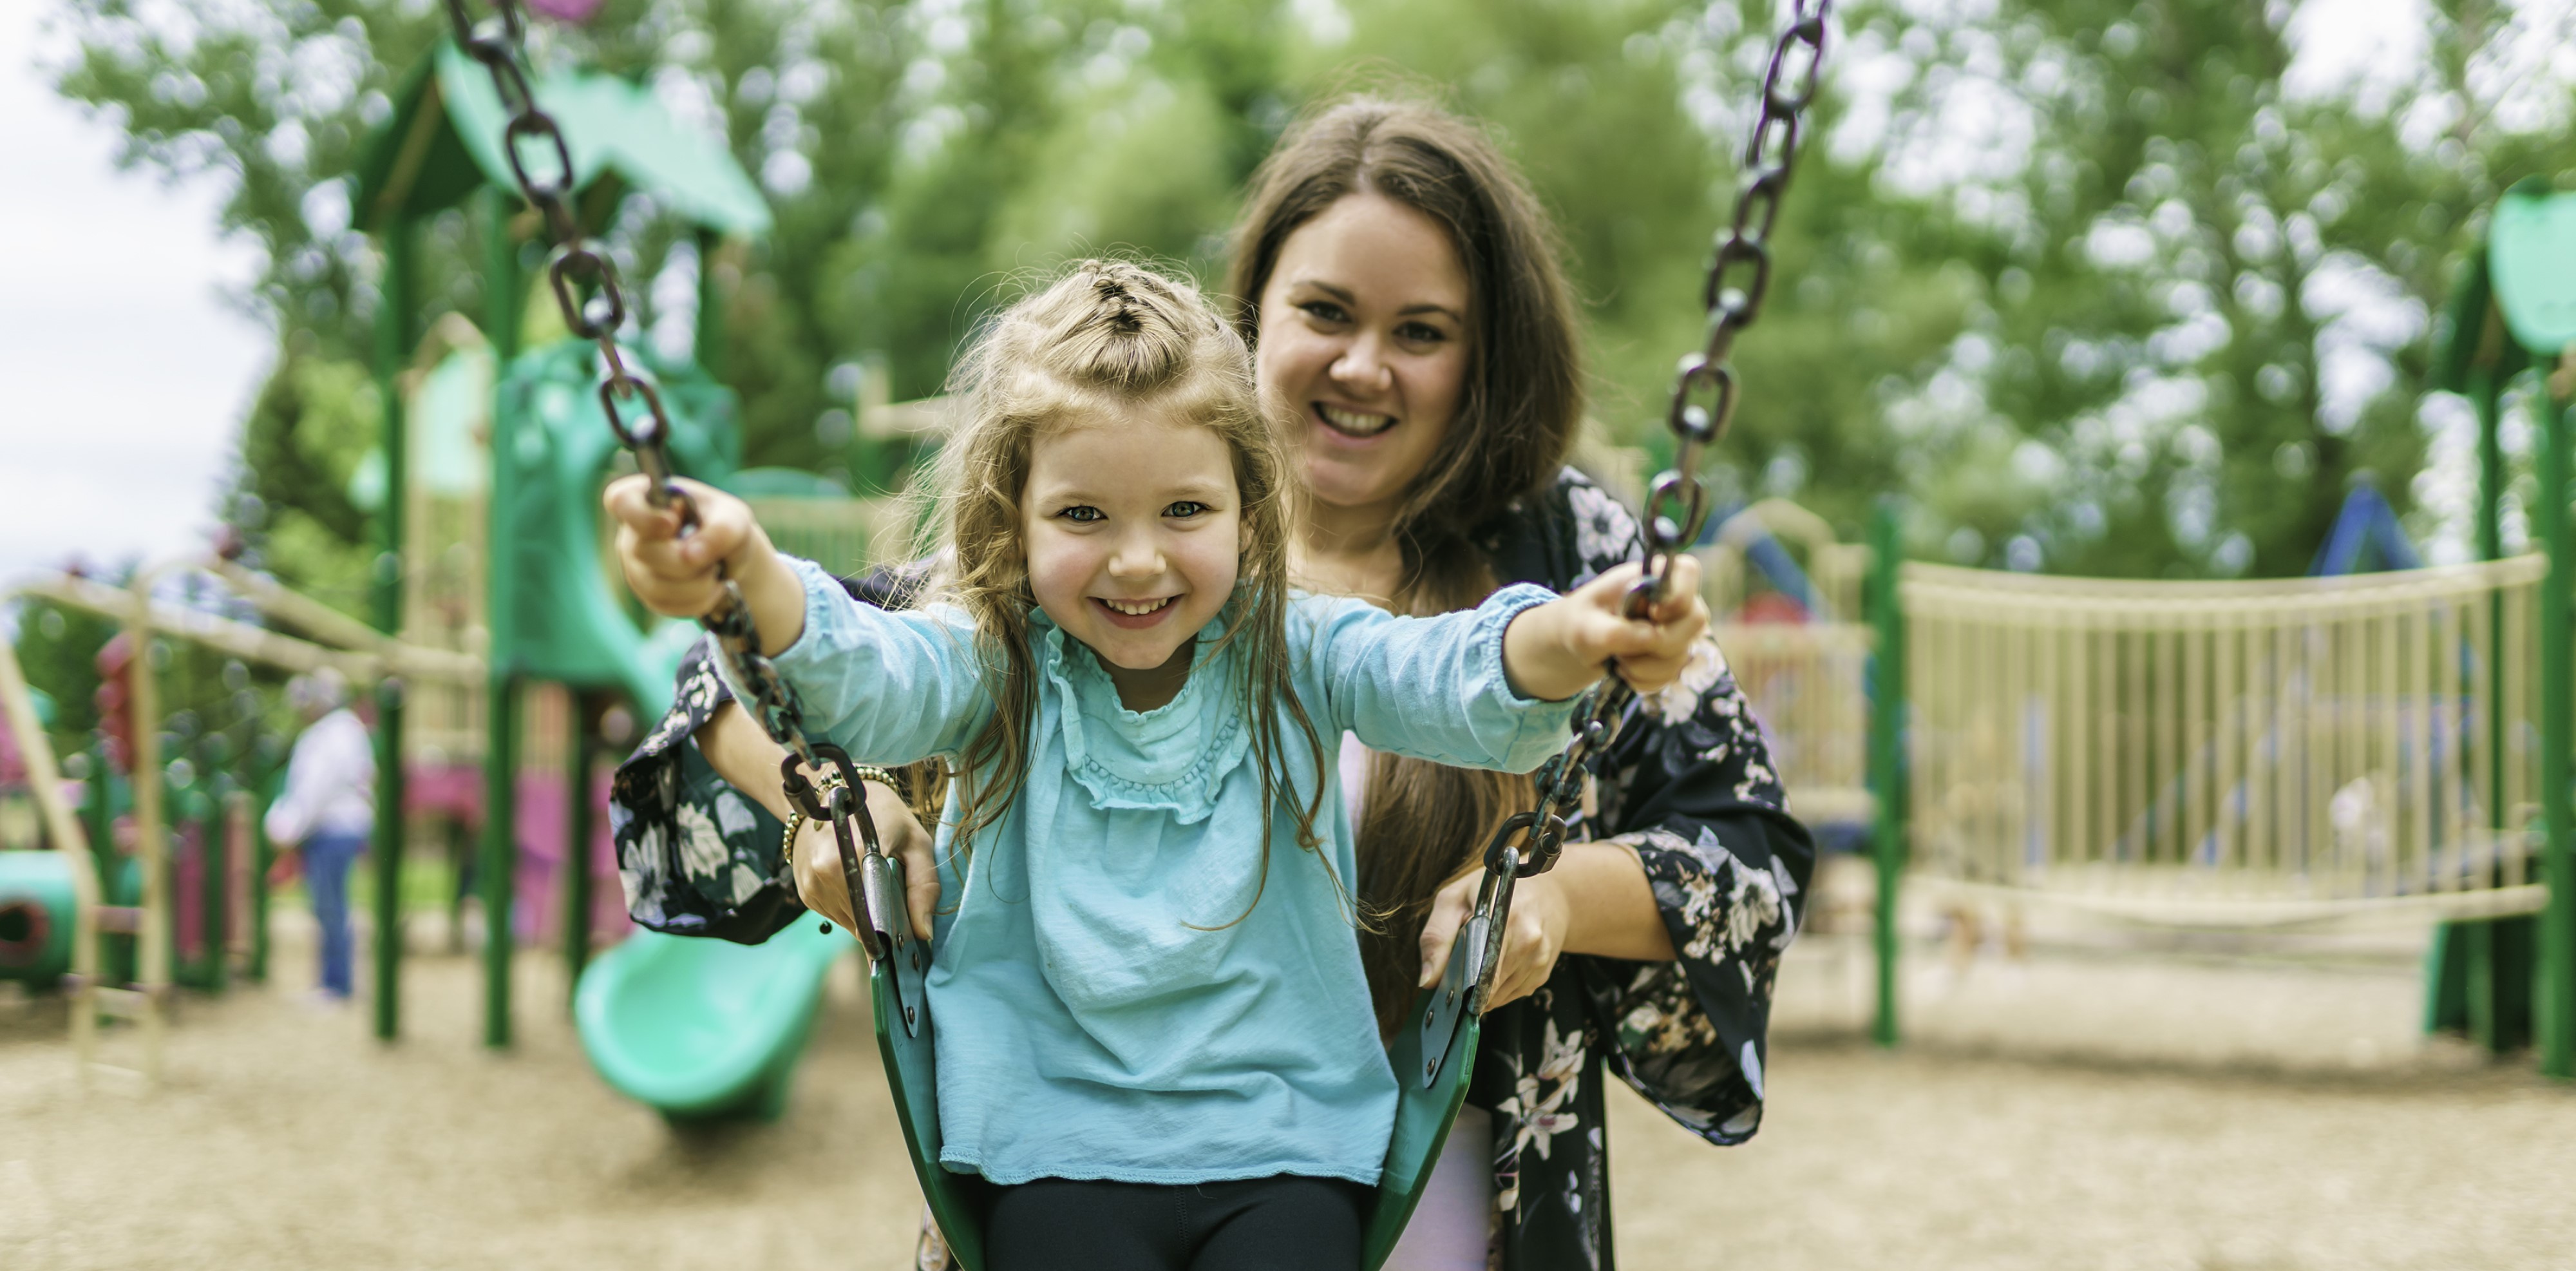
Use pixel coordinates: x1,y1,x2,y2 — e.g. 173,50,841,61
608,466,1813,1270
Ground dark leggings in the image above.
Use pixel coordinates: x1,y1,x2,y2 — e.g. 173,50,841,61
984,1174,1368,1271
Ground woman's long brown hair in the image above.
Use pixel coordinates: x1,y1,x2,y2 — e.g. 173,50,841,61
1226,97,1587,1037
923,259,1333,928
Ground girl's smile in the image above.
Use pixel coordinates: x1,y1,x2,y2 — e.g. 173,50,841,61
1093,594,1180,627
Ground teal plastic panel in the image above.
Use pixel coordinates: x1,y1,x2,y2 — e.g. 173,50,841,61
2489,189,2576,356
573,920,846,1120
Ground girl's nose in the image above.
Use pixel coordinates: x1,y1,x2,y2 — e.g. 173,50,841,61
1107,533,1166,579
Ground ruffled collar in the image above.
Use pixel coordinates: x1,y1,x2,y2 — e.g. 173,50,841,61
1034,611,1252,824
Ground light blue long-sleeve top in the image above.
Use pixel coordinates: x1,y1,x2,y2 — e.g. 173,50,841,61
766,557,1577,1187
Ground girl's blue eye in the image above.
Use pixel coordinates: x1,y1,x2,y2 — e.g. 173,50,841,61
1165,501,1209,519
1058,505,1104,523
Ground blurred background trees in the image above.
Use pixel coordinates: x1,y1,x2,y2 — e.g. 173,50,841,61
43,0,2576,599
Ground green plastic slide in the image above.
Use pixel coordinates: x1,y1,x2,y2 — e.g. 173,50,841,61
574,919,850,1122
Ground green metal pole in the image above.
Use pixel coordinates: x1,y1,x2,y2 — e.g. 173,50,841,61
370,213,417,1042
2470,367,2505,1053
480,187,524,1051
202,778,228,993
693,227,724,379
2541,390,2574,1080
564,692,598,1011
248,759,275,983
84,734,114,892
1866,498,1907,1048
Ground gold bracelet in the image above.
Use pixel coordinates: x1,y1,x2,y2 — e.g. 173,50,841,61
851,764,899,791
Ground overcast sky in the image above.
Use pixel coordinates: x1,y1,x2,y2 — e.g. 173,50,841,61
0,0,2452,600
1,3,268,590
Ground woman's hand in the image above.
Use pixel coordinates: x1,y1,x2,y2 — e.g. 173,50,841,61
1414,840,1677,1009
791,777,942,944
602,475,806,656
1416,866,1567,1010
1501,559,1709,702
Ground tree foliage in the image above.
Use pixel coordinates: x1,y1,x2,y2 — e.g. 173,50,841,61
46,0,2576,592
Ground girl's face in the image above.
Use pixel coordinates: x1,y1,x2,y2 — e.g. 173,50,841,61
1020,406,1243,681
1255,193,1472,519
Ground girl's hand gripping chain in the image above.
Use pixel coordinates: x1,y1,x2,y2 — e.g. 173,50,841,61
1499,558,1710,703
603,474,807,657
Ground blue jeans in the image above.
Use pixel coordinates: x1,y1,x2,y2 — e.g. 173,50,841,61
303,832,367,999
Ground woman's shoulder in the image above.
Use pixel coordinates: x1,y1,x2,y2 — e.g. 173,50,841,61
1470,464,1646,591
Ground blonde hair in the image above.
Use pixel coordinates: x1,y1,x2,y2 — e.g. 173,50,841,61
924,259,1331,924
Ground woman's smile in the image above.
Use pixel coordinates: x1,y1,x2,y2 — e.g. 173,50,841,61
1314,401,1397,439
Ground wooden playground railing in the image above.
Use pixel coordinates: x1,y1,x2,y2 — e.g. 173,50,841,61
1901,557,2548,926
1699,502,1879,829
1712,620,1876,828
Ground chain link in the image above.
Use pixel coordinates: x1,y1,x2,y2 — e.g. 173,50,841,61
439,0,1828,1013
439,0,830,790
1461,0,1829,1013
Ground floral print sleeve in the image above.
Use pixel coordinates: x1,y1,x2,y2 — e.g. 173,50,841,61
608,566,930,944
1470,468,1814,1269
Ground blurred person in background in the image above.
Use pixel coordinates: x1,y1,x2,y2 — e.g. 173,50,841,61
263,667,374,1004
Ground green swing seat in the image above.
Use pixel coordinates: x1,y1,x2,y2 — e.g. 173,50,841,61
856,852,1490,1271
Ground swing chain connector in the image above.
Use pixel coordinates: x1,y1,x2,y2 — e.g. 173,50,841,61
441,0,825,779
1443,0,1831,1035
1633,0,1831,613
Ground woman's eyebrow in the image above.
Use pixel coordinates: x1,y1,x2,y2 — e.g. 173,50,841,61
1294,278,1358,305
1294,278,1463,325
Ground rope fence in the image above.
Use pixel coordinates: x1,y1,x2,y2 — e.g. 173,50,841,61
1900,557,2549,927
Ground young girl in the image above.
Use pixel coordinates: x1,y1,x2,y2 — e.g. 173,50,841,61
605,260,1706,1270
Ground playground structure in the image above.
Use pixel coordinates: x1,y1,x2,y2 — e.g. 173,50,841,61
354,37,918,1124
1772,180,2576,1075
0,38,898,1120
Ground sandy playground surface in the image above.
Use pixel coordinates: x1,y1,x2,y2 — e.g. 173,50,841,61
5,895,2574,1270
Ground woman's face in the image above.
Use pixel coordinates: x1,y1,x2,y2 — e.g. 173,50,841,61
1255,192,1472,520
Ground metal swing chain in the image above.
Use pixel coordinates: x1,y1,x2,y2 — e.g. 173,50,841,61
1450,0,1830,1020
437,1,901,962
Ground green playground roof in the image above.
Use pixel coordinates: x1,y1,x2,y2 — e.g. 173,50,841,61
2434,180,2576,392
355,41,770,238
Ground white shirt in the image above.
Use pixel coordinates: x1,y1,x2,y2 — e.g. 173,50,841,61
262,708,376,844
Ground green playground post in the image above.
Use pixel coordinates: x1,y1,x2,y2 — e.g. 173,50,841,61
1866,499,1906,1048
694,227,725,379
563,691,598,1011
370,212,417,1042
2471,366,2506,1053
247,759,274,983
2543,391,2575,1080
480,186,524,1051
